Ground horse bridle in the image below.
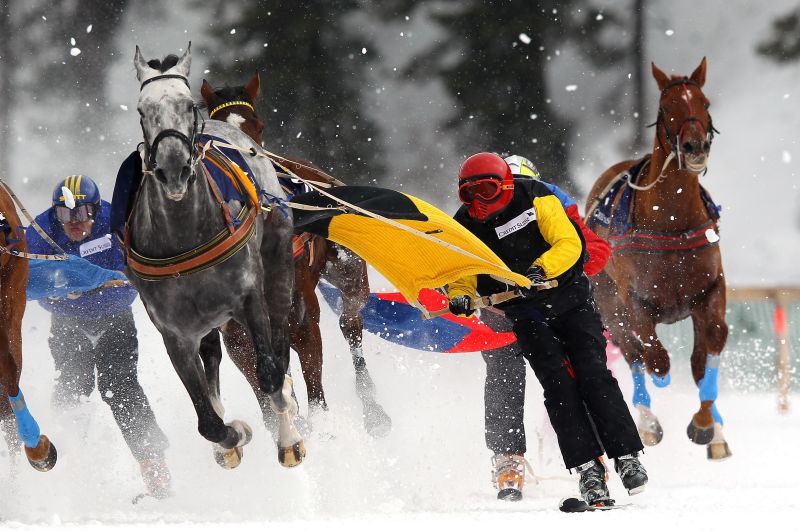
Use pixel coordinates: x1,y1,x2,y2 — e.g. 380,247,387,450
647,77,720,169
139,73,205,173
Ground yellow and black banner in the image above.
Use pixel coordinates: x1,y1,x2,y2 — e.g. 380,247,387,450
290,186,530,305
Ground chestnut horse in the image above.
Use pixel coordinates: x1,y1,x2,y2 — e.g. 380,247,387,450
200,74,391,438
0,183,57,471
586,58,731,460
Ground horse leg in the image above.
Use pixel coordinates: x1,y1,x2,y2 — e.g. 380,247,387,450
220,321,281,435
162,333,251,452
289,277,327,413
325,245,391,437
198,330,248,469
624,298,672,446
0,270,56,471
593,273,662,445
251,265,305,467
688,281,732,459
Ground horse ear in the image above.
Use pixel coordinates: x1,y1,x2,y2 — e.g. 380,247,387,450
651,62,670,91
690,56,707,87
173,42,192,77
200,79,215,106
134,45,154,83
244,72,260,102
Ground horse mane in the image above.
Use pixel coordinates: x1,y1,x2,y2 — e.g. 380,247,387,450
146,54,180,73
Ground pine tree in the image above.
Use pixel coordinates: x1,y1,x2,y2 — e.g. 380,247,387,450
374,0,631,189
201,1,383,184
757,6,800,63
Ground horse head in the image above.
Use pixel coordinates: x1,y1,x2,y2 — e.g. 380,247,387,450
651,57,717,173
201,73,264,145
134,44,200,201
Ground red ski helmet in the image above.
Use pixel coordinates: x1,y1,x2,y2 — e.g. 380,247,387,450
457,152,514,221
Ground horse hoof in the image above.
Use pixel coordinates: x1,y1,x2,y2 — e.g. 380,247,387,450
278,441,306,468
364,405,392,439
707,441,732,461
25,435,57,472
639,427,663,447
229,420,253,446
686,420,715,445
214,445,244,469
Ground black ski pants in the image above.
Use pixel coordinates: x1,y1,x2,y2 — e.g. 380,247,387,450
479,310,527,456
49,309,168,462
508,290,642,469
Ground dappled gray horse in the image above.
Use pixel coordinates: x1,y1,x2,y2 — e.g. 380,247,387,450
126,44,304,467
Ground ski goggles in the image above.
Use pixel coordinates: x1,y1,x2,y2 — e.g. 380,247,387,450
55,204,96,224
458,177,504,204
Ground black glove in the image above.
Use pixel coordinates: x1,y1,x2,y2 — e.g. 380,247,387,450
448,295,474,317
525,265,546,285
519,265,547,298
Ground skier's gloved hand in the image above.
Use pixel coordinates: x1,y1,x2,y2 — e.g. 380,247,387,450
448,295,474,317
525,264,547,285
519,265,547,298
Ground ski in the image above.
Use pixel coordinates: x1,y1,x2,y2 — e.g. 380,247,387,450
559,497,629,512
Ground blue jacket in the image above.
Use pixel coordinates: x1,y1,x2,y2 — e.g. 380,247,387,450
25,200,138,318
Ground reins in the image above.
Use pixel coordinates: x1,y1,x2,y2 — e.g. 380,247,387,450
0,178,68,261
199,138,529,287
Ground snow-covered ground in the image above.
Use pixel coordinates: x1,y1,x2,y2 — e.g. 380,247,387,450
3,287,798,530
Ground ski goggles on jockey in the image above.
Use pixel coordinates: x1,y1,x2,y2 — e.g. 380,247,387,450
54,203,96,224
457,176,511,204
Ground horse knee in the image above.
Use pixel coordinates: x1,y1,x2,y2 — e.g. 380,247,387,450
706,321,728,354
257,360,284,395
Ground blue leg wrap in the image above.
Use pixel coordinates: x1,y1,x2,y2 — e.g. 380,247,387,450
650,372,671,388
698,354,720,402
8,389,41,449
711,403,724,425
631,362,651,408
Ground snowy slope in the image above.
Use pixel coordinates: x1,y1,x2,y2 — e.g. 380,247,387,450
2,292,797,529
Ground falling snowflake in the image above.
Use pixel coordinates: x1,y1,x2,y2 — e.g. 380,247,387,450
565,85,577,92
665,29,674,36
86,24,92,33
362,47,367,54
229,28,236,34
70,37,76,45
120,105,128,111
70,48,81,57
519,33,531,44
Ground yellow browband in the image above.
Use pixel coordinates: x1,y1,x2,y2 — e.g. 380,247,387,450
208,100,255,118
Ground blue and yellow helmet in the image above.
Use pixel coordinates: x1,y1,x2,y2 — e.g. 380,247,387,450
52,175,101,208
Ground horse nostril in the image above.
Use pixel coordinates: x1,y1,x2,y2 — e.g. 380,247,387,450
154,168,167,183
682,142,694,154
185,166,196,185
702,141,711,153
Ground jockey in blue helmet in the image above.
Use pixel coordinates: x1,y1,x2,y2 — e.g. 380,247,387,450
50,175,102,242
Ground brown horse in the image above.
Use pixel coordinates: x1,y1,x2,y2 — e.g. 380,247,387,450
586,57,732,460
200,74,392,438
0,184,57,471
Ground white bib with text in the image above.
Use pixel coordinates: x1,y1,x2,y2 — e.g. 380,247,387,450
494,208,537,240
79,234,112,258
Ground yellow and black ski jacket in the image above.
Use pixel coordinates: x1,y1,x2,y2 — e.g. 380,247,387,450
449,178,584,303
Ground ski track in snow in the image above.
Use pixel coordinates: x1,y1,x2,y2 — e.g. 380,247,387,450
2,293,798,530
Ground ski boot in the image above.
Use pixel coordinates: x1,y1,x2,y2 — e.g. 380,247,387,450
576,458,614,506
492,453,526,501
614,453,648,495
139,457,172,500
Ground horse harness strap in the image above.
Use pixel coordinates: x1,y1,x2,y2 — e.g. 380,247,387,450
0,179,68,261
609,220,719,254
125,146,262,280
